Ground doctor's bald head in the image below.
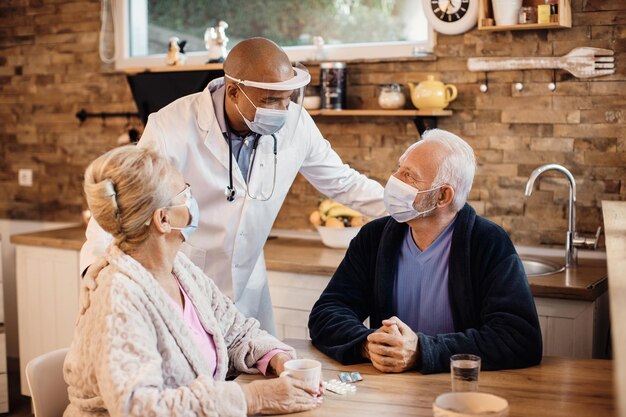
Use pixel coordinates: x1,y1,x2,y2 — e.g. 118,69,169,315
224,37,293,84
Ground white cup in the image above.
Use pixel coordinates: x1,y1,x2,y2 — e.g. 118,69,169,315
280,359,321,391
492,0,523,26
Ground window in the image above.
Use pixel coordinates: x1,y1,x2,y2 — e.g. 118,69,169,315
113,0,433,69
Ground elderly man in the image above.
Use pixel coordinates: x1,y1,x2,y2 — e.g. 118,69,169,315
308,129,542,374
81,38,385,333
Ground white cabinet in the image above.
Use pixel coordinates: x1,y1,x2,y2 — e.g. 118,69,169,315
267,271,331,341
0,333,7,412
0,237,8,412
268,270,610,359
535,293,609,358
15,245,80,395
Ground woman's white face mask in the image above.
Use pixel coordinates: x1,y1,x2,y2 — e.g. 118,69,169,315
235,85,289,136
383,175,443,223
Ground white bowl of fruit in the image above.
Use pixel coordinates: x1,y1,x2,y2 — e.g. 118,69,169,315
309,199,367,249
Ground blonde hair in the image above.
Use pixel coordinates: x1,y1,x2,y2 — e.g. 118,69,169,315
83,146,172,253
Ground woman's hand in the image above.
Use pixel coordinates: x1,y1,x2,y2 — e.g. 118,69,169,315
241,376,323,415
268,352,291,376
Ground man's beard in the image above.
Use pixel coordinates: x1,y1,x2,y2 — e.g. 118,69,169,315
411,190,439,220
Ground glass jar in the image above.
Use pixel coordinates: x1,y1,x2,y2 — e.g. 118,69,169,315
378,83,405,110
303,85,321,110
518,6,537,24
320,62,347,110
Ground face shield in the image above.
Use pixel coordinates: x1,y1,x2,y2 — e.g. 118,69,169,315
222,63,310,202
224,62,310,138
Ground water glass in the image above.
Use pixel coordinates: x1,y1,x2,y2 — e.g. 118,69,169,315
450,354,481,392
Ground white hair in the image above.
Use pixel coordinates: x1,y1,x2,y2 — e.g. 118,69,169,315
84,146,173,253
399,129,476,212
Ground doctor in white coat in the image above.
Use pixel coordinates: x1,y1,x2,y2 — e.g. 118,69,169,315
81,37,385,334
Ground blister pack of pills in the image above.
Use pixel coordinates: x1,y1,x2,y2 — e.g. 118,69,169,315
339,371,363,383
350,371,363,382
325,379,357,395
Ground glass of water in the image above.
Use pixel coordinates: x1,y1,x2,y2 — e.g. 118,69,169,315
450,354,481,392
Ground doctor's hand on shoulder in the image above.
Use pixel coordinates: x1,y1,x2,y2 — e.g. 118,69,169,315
362,316,420,373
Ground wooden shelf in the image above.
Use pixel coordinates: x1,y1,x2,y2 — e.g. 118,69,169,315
119,56,438,74
479,21,570,31
478,0,571,31
122,63,223,74
307,108,453,135
307,109,453,117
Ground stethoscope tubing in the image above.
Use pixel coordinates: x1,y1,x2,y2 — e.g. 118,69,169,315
225,131,277,202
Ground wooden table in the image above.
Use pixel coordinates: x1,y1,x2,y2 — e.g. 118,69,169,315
237,340,615,417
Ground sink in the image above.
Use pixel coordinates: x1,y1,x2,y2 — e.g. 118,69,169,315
521,257,564,277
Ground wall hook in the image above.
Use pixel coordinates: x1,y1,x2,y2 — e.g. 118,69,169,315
515,71,524,91
548,70,557,91
479,72,488,93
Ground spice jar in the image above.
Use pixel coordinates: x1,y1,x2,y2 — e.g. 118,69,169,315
546,0,559,22
378,84,405,109
518,6,537,23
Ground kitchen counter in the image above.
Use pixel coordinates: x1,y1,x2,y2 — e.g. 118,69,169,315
264,237,608,302
10,227,608,302
9,225,86,251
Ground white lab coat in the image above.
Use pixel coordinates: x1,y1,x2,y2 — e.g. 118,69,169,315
80,78,386,334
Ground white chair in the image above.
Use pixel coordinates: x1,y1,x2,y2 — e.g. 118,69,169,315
25,347,70,417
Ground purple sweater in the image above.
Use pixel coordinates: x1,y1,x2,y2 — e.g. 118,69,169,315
393,219,456,336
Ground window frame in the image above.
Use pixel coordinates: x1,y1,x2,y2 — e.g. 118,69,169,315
112,0,435,70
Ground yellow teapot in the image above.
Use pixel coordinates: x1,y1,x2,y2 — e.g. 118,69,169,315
408,75,458,110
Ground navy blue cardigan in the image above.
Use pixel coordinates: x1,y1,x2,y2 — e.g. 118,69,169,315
308,204,542,374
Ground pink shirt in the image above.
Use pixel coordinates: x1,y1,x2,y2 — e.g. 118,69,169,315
170,277,282,377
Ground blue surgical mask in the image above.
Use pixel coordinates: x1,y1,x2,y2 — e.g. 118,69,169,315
384,175,442,223
235,85,288,136
169,194,199,241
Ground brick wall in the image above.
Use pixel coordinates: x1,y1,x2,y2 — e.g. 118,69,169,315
0,0,136,220
275,0,626,246
0,0,624,246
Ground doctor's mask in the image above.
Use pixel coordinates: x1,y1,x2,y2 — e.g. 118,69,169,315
233,85,290,136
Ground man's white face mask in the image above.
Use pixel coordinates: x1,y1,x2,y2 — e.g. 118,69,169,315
383,175,443,223
235,85,289,136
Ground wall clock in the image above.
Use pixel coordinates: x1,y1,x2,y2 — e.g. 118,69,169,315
423,0,479,35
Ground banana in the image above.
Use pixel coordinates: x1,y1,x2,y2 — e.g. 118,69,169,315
319,199,344,221
314,198,366,227
326,205,362,219
318,199,335,216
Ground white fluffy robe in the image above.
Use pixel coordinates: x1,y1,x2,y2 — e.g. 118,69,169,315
63,245,295,417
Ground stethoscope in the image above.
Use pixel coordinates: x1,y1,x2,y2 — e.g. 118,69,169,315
224,129,277,202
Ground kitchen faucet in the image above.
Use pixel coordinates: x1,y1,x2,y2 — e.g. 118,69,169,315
524,164,601,268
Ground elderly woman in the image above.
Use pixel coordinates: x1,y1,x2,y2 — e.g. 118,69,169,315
64,146,322,416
